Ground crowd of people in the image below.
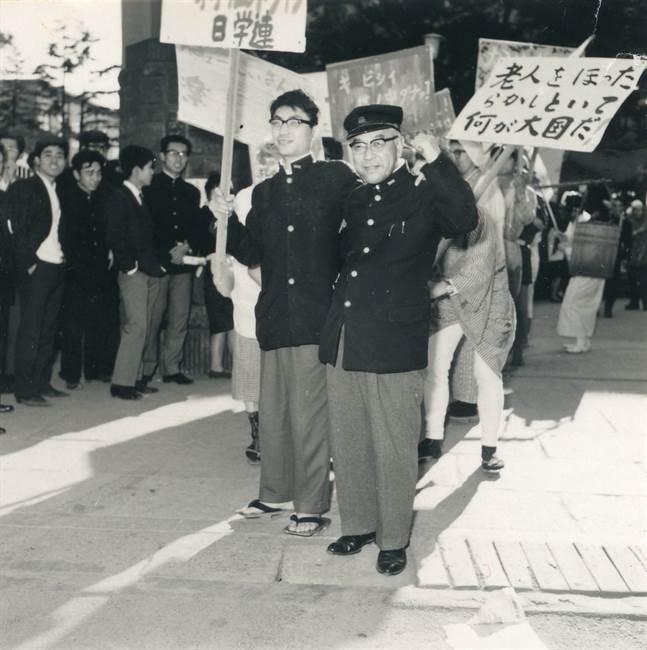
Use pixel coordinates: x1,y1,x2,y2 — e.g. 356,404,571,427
0,89,645,575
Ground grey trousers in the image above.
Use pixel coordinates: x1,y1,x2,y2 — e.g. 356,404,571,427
327,344,425,550
112,272,162,387
258,345,331,514
143,273,193,377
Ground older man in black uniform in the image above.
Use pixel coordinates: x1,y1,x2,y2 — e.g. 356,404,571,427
212,90,360,536
320,105,478,575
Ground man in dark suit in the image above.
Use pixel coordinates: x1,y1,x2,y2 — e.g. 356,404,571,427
142,135,200,385
0,143,15,427
319,106,478,576
58,150,119,389
8,137,69,406
106,145,166,400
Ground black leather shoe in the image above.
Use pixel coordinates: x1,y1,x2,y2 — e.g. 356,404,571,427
0,404,14,413
110,385,143,400
418,438,442,461
162,373,194,385
0,426,5,434
376,548,407,576
41,385,69,398
16,395,50,407
327,533,376,555
135,381,159,394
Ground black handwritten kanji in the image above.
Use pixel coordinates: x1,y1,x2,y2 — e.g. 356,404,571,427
464,111,497,135
515,115,542,136
249,10,274,48
542,116,573,139
519,64,541,84
490,62,523,90
233,10,254,45
211,15,227,42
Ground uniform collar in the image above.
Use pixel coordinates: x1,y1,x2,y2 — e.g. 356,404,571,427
279,153,313,176
160,170,181,185
367,160,410,193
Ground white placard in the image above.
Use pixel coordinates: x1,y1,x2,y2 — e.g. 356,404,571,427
449,57,647,152
161,0,307,53
176,45,315,145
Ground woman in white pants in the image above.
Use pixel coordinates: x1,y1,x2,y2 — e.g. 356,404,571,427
423,210,516,472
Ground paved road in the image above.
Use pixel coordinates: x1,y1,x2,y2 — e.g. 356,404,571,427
1,302,646,649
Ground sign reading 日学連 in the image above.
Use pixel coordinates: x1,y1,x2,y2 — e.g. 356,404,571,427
449,57,647,152
160,0,307,53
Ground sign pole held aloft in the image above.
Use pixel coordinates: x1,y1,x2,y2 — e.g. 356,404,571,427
214,49,241,266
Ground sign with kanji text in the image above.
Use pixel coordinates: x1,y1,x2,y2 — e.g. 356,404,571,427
449,57,647,152
176,45,317,145
161,0,307,53
475,38,574,90
433,88,456,136
326,47,435,141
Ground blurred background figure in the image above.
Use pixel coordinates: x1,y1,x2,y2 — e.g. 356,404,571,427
625,199,647,311
556,191,602,353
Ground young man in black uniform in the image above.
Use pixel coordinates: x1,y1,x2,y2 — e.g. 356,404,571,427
142,135,201,385
58,150,119,388
9,137,70,406
320,106,478,575
211,90,360,536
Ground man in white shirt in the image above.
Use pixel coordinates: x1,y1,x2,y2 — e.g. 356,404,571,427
105,145,166,400
8,137,69,406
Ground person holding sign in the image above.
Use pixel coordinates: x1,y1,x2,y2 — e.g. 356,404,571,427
210,90,360,537
319,105,478,576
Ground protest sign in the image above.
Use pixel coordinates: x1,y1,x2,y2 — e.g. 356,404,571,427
475,38,574,89
449,57,647,152
160,0,307,53
176,45,315,146
433,88,456,135
303,71,333,138
326,47,435,141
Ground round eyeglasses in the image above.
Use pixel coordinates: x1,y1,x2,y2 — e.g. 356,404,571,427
348,135,398,154
269,117,314,130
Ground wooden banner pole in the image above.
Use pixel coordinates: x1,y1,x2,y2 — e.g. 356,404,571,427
214,48,241,265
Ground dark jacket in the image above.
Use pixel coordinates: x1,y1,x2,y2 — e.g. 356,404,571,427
6,175,67,281
143,172,202,274
226,154,360,351
319,154,479,374
0,189,15,302
105,184,165,277
60,182,114,290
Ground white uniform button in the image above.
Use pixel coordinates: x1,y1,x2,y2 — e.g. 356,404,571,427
286,177,293,184
367,218,375,226
350,270,358,277
288,278,295,285
363,246,370,254
375,195,381,201
287,225,294,232
344,300,351,307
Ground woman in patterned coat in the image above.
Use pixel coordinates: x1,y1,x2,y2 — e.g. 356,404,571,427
422,208,516,472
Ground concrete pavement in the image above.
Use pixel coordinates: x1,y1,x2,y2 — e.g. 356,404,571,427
0,301,646,649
